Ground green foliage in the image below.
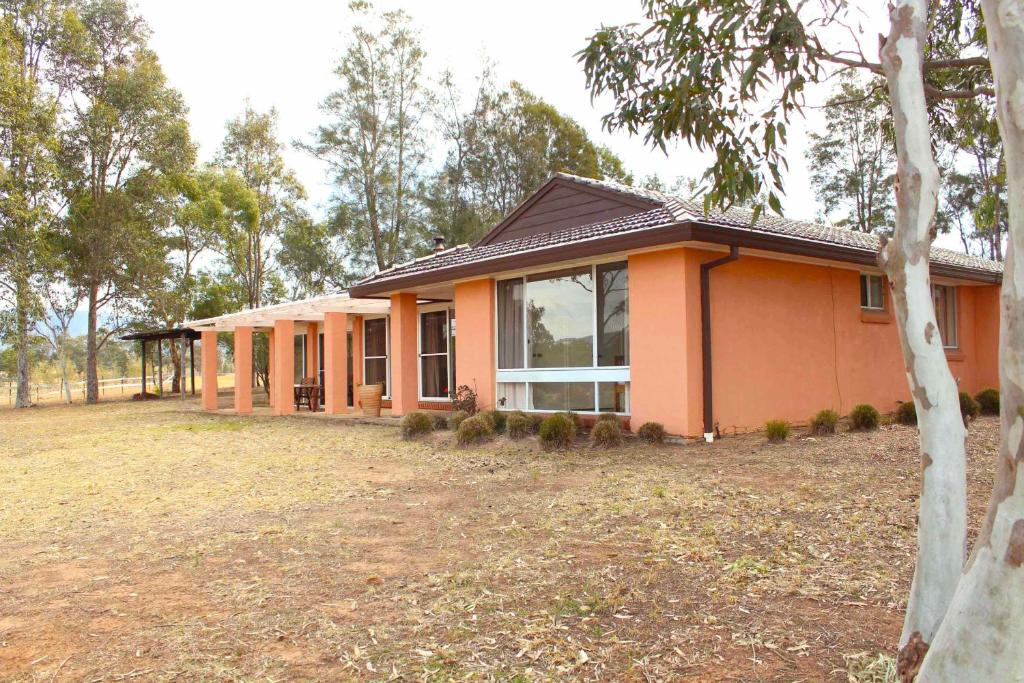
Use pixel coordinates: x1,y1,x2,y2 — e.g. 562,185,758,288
456,414,493,446
591,419,622,448
275,204,349,299
809,409,839,436
539,413,576,450
506,412,531,440
807,73,894,234
850,404,880,431
427,75,633,245
401,411,433,439
451,385,478,414
448,410,470,431
960,391,981,422
432,413,450,430
764,420,791,443
483,409,507,434
895,401,917,426
975,388,1000,416
637,422,666,444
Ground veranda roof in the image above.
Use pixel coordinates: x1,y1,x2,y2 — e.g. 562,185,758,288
187,293,391,332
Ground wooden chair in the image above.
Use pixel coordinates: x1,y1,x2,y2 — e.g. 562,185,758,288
294,377,320,411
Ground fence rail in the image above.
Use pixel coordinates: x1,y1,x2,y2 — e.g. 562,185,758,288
2,373,233,406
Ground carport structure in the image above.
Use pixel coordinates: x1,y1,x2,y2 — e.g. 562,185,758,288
188,293,391,416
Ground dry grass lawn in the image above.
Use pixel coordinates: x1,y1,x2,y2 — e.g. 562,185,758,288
0,400,999,681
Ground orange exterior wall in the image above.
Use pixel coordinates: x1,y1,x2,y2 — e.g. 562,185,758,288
323,312,348,414
233,326,253,414
200,331,219,411
351,316,364,408
454,278,496,410
709,252,999,433
272,319,295,416
305,321,319,378
390,293,419,415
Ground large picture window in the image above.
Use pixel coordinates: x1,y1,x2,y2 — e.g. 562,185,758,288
364,317,389,396
420,310,450,399
496,261,630,413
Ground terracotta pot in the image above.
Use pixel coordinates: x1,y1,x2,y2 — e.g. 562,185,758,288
358,383,384,417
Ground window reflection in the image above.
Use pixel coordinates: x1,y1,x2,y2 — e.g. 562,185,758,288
527,267,594,368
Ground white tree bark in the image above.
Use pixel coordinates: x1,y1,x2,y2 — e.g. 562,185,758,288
916,1,1024,678
878,2,969,678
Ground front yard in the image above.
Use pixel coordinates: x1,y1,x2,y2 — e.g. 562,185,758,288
0,400,998,681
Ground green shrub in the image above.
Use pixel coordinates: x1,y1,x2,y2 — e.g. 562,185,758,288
401,412,433,439
960,391,981,422
456,415,493,446
432,413,450,430
637,422,666,444
483,409,507,434
591,419,622,448
596,412,619,424
765,419,791,443
809,409,839,436
448,410,470,431
895,401,917,426
539,413,576,450
563,412,584,431
506,412,531,439
975,388,1000,416
850,404,880,431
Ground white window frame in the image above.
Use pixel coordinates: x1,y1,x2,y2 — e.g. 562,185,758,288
417,304,453,401
363,314,391,399
860,273,885,311
494,260,631,414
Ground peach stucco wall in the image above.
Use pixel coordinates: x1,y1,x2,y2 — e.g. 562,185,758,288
454,278,496,410
627,246,1000,437
390,293,419,415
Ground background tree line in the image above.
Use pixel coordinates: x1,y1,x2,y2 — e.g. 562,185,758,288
0,0,638,405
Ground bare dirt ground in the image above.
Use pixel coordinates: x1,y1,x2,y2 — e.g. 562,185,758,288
0,400,999,682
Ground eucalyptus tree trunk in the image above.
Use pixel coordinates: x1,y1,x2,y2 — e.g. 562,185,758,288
14,280,31,408
878,2,968,677
914,2,1024,678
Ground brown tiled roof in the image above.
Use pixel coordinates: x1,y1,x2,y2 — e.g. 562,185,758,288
350,174,1002,295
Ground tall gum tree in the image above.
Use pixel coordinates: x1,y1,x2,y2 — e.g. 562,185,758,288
914,0,1024,677
877,3,968,676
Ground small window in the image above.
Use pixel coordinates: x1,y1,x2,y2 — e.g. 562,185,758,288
933,285,958,349
860,274,885,310
364,317,389,396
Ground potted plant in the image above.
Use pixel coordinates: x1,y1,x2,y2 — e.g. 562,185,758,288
358,382,384,417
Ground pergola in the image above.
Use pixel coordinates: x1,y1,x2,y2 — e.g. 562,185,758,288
120,327,202,400
187,293,392,415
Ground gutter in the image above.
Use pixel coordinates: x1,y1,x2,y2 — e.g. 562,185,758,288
700,246,740,443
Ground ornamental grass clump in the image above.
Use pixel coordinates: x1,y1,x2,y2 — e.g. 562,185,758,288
850,404,880,431
591,419,622,448
764,419,791,443
506,412,531,440
456,414,493,446
809,409,839,436
637,421,666,444
432,413,450,430
975,388,999,416
960,391,981,422
539,413,576,450
596,412,619,424
483,409,507,434
401,412,433,439
895,401,917,426
448,410,470,431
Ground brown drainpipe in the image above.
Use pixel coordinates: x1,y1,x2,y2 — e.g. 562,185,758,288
700,246,740,442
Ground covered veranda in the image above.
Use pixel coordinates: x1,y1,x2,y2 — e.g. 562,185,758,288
188,294,392,416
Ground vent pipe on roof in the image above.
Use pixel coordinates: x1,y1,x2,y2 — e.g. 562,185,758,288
700,245,740,443
432,235,446,253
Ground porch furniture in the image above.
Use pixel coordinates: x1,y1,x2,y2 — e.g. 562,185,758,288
358,382,384,417
294,377,321,412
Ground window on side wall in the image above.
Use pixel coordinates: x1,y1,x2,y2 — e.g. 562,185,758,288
933,284,958,349
364,317,389,396
860,274,885,311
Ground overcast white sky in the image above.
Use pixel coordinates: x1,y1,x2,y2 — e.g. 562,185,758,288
135,0,876,224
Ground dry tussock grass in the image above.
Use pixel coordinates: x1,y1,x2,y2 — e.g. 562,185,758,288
0,400,999,681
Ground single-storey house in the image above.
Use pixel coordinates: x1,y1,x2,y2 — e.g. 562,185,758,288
189,173,1002,439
